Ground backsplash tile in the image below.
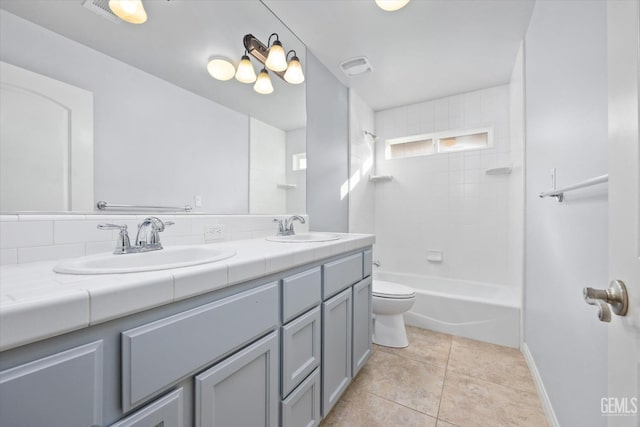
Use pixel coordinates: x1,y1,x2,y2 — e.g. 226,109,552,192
0,214,308,265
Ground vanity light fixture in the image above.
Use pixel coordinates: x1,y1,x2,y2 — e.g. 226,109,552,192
254,68,274,94
234,33,304,94
375,0,410,12
235,52,257,83
108,0,147,24
284,50,305,84
206,57,236,81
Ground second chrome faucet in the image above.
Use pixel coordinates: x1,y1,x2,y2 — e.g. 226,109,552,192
273,215,306,236
98,216,174,254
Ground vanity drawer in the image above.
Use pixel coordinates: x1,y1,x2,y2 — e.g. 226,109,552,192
282,267,321,323
281,368,321,427
122,282,279,412
322,253,363,299
363,249,373,277
281,306,321,398
111,388,183,427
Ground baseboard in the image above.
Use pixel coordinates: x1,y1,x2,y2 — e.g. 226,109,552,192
521,342,560,427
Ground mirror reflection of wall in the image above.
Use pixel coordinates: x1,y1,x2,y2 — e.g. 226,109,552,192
0,2,306,215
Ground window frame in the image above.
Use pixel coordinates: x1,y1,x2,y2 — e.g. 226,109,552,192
385,126,494,160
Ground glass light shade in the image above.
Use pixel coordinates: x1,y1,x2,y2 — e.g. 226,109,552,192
375,0,410,12
284,56,305,84
254,69,274,94
108,0,148,24
206,58,236,81
265,41,288,72
235,55,257,83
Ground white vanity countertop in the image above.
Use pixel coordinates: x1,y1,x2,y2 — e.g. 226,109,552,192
0,233,375,352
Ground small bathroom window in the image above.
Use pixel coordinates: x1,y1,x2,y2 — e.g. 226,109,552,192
292,152,307,171
385,127,493,159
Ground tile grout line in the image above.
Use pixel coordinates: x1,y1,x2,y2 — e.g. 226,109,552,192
435,335,453,423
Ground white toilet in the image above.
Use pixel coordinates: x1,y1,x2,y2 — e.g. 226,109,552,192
372,280,416,348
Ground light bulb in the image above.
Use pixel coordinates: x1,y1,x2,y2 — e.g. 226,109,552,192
284,56,305,84
109,0,148,24
375,0,410,12
206,57,236,81
265,40,288,72
235,55,257,83
254,68,274,95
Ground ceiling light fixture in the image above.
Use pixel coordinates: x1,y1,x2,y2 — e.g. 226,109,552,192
235,51,257,83
206,57,236,81
108,0,148,24
375,0,410,12
284,50,305,85
254,68,274,95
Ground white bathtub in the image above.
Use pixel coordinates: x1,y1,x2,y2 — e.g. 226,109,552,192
374,271,521,348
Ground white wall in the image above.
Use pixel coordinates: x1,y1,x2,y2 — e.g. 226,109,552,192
524,2,608,426
0,10,249,213
509,43,526,306
306,52,349,232
285,128,307,214
250,118,286,214
374,85,516,286
348,89,376,234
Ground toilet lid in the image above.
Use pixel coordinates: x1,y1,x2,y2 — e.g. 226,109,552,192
372,280,416,299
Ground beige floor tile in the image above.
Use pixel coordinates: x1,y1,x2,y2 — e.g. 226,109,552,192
448,336,537,394
436,420,459,427
355,349,446,417
438,372,548,427
321,389,437,427
375,326,452,368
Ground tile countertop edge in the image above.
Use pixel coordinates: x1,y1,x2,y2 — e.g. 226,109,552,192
0,233,375,352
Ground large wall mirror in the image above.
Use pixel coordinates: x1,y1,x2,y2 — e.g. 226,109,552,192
0,1,306,215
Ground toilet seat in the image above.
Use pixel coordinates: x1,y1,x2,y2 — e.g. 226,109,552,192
372,280,416,299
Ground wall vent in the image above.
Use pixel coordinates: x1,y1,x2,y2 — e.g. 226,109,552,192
339,57,373,77
82,0,121,24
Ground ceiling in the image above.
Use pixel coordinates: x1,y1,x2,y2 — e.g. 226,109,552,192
0,0,306,130
1,0,535,124
264,0,535,111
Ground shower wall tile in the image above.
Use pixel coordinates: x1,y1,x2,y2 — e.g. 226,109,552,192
374,84,518,287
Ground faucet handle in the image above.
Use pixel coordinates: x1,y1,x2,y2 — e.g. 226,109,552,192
97,223,128,231
97,223,131,254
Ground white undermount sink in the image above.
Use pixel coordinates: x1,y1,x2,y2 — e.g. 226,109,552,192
53,245,236,275
266,233,342,243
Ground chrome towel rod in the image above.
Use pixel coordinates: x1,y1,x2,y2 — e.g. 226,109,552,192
539,174,608,202
96,201,193,212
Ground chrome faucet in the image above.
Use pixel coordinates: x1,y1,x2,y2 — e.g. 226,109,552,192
273,215,306,236
98,217,173,254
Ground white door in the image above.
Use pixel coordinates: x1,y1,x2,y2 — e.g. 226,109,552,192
607,2,640,426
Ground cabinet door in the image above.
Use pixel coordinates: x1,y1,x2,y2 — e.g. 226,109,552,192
195,331,278,427
352,277,372,376
321,288,352,417
0,341,103,427
281,306,321,398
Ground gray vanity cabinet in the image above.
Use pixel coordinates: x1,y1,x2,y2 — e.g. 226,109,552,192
195,331,279,427
0,340,103,427
352,276,373,376
321,287,352,416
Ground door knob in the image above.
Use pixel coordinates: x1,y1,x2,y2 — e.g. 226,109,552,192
583,280,628,322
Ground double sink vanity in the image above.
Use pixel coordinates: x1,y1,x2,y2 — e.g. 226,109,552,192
0,226,374,427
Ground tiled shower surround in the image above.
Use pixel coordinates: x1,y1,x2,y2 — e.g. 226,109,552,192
0,214,309,265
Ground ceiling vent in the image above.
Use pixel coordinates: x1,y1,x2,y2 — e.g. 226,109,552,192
339,57,373,77
82,0,121,24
